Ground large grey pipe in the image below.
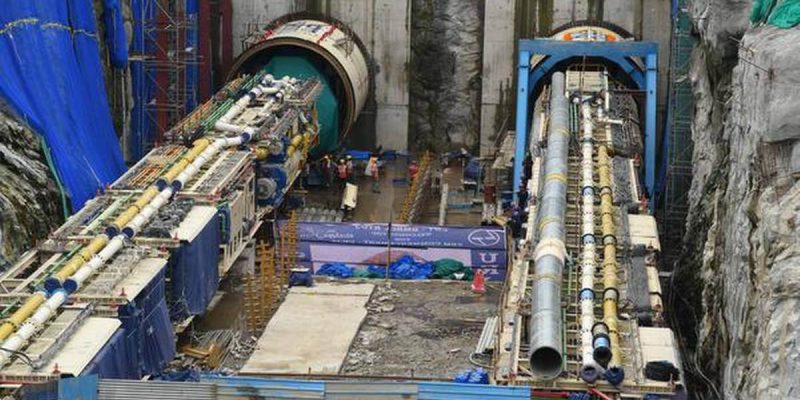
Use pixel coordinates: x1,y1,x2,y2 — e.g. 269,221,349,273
529,72,569,378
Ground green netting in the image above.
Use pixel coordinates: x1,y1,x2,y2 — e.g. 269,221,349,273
768,0,800,27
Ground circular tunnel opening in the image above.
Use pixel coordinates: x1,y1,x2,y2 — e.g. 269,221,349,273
227,15,371,154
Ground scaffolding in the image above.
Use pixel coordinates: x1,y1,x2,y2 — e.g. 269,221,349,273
130,0,200,160
658,0,696,269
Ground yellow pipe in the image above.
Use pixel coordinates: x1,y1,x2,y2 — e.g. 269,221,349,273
0,293,46,341
182,138,211,162
77,236,108,263
290,134,303,148
133,186,159,210
53,235,109,281
110,206,140,232
162,158,190,183
598,144,623,368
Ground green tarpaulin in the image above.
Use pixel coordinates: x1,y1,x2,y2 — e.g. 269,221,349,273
751,0,800,28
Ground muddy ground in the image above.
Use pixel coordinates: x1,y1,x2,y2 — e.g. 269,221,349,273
340,280,499,379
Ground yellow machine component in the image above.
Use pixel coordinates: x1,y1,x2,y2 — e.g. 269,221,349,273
52,235,109,282
110,206,141,233
162,158,190,183
182,138,211,162
78,236,108,262
0,293,46,341
290,134,304,148
133,187,159,210
255,147,269,160
287,145,296,157
598,145,622,368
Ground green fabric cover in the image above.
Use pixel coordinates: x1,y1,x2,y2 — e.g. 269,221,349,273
768,0,800,27
432,258,474,281
751,0,777,23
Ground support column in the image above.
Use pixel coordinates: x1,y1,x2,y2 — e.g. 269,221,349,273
644,53,657,209
512,50,530,202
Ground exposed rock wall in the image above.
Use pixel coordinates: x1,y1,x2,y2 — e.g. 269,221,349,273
0,110,61,269
674,0,800,397
408,0,483,152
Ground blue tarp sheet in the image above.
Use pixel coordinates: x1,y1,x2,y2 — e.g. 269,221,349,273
0,1,126,210
82,326,139,379
118,262,175,376
102,0,128,68
169,213,221,319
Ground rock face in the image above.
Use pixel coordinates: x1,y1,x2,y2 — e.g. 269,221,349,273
0,110,62,268
408,0,483,152
674,0,800,397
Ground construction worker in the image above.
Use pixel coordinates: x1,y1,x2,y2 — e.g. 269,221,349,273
408,160,419,183
345,155,355,183
337,159,349,191
367,156,380,193
321,154,333,188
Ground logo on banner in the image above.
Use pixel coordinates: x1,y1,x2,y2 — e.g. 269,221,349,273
467,229,503,247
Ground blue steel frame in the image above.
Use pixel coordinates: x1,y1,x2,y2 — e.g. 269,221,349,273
513,39,658,211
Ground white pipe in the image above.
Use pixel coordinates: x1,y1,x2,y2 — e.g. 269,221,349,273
171,134,251,191
603,70,610,113
0,290,67,367
65,235,127,292
579,100,601,383
122,187,174,237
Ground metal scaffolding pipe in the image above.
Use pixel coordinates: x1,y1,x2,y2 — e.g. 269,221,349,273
529,72,569,378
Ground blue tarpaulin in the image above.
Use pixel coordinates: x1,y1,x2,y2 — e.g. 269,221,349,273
102,0,128,68
0,1,127,209
169,213,221,319
316,263,354,278
82,327,139,379
118,262,175,376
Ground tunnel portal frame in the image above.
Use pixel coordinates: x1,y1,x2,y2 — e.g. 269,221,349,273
512,39,658,210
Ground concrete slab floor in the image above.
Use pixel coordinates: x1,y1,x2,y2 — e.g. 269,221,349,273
240,282,375,375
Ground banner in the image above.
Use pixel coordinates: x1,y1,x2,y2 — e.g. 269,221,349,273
288,222,508,280
290,222,506,250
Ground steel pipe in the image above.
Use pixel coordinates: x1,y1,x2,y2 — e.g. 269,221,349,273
529,72,569,378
